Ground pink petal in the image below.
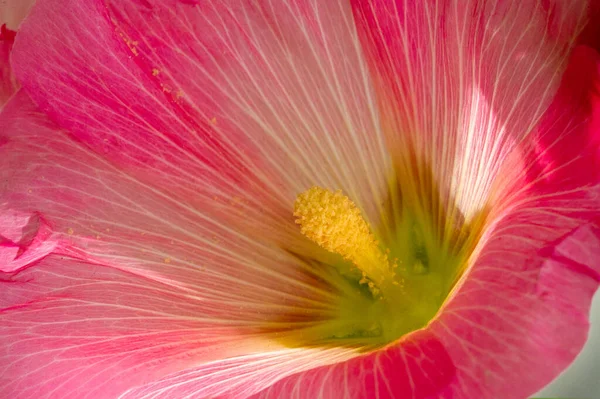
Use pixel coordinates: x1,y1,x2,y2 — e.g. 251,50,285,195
487,44,600,228
1,88,333,314
3,0,395,393
429,222,600,398
519,45,600,195
254,223,600,399
351,0,589,220
118,348,355,399
254,42,600,399
1,90,348,396
0,24,18,106
255,329,456,399
12,0,392,224
2,256,329,398
0,208,59,272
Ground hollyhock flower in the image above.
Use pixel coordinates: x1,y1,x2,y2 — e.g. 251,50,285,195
1,0,600,398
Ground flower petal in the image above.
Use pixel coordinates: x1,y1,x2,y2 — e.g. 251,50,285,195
251,223,600,399
1,87,336,317
253,35,600,399
0,24,18,106
351,0,589,220
12,0,392,223
0,90,351,396
119,347,356,399
429,221,600,397
2,256,338,398
0,208,59,273
254,329,456,399
516,45,600,196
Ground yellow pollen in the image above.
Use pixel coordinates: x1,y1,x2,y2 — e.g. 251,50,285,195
294,187,391,288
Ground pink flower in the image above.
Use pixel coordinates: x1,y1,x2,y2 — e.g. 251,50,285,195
1,0,599,398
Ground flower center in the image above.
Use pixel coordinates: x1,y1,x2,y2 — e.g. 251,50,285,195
274,180,483,350
293,187,396,297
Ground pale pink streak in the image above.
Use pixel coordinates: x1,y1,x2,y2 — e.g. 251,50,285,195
351,0,589,220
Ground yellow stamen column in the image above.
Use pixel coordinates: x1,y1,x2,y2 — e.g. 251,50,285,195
294,187,396,296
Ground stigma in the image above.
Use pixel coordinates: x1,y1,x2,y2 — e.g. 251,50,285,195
293,187,396,295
